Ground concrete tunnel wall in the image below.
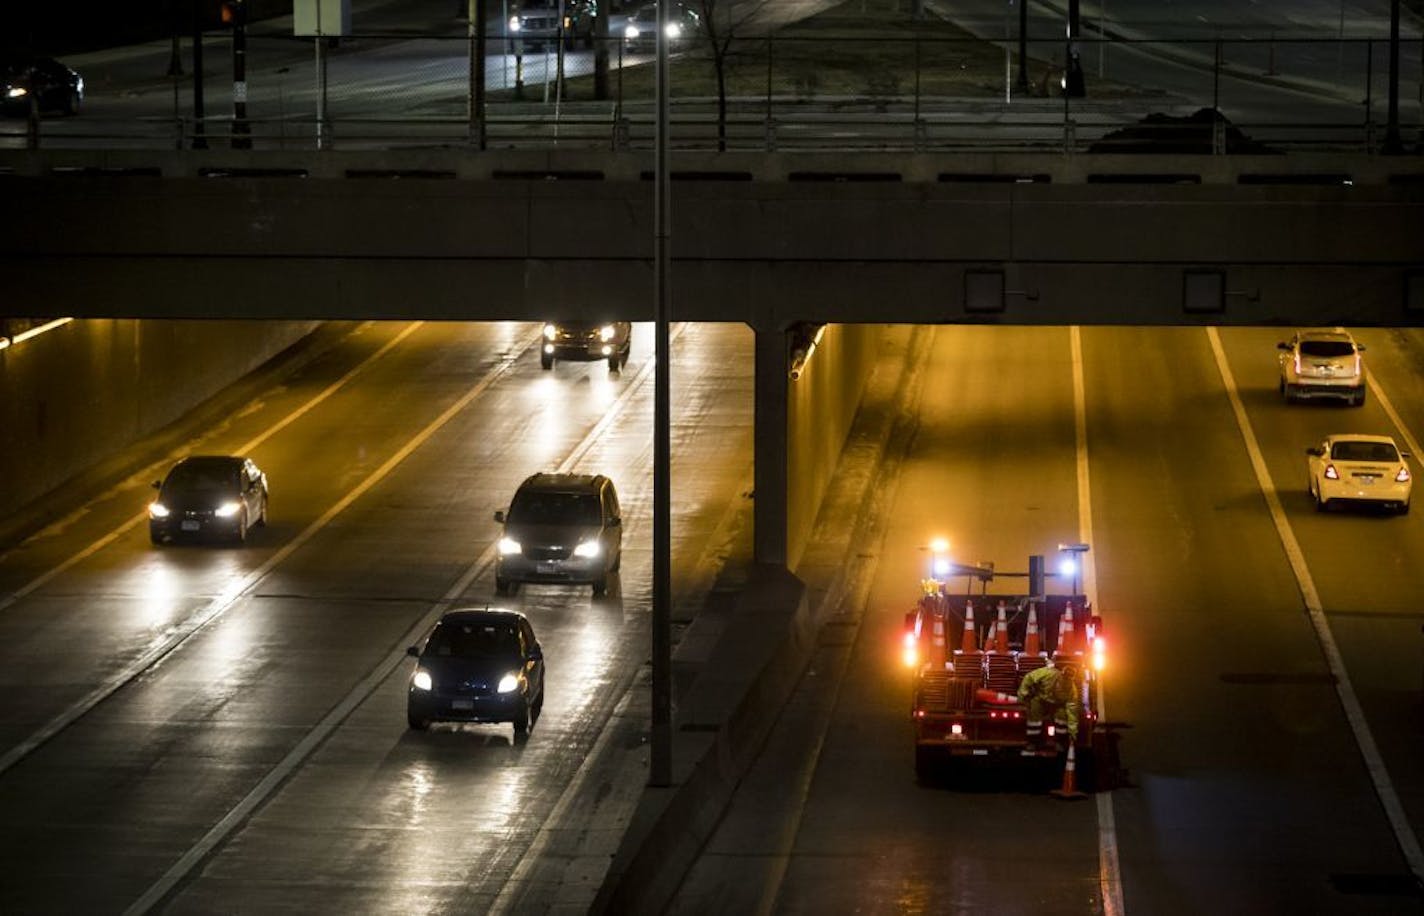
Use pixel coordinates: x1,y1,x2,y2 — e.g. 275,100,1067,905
785,323,886,570
1,319,319,524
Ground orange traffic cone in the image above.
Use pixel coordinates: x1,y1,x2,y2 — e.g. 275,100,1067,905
1050,742,1088,800
929,610,946,669
961,600,978,652
994,601,1010,653
1024,604,1042,656
1061,602,1081,656
984,617,998,651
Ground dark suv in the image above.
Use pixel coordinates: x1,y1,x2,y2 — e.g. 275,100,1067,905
494,473,622,595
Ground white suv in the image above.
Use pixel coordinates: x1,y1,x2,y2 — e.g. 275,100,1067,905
1277,329,1366,406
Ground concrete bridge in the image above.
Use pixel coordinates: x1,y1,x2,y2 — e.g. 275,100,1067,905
4,147,1423,564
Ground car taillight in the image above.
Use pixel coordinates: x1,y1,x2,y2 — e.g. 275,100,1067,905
1293,353,1302,375
1354,354,1362,376
1397,466,1411,483
1324,464,1339,480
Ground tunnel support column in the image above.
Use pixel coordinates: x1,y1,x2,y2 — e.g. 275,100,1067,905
753,321,790,568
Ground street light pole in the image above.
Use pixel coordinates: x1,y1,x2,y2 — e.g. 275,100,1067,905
1382,0,1402,153
230,0,251,148
1016,0,1028,94
192,0,207,149
650,0,672,789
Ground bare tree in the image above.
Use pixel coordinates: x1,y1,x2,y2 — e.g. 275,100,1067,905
689,0,777,151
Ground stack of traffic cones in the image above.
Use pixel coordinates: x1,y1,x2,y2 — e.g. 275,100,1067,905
952,600,983,678
984,601,1016,691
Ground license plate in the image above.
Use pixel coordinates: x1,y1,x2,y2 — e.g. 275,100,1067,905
1358,476,1376,486
451,699,474,710
536,560,561,574
181,520,201,531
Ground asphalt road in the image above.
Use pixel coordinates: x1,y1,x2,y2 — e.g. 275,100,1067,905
0,319,755,913
675,325,1424,914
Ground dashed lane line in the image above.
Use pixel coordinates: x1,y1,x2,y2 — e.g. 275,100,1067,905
128,324,688,914
0,324,518,779
1070,326,1124,916
1205,326,1424,887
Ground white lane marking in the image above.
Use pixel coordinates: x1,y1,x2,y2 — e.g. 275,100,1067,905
1071,326,1123,916
0,321,425,616
0,325,517,779
1206,327,1424,885
131,325,688,914
1366,367,1424,460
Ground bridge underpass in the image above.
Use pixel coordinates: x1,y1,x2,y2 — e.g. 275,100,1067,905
4,149,1424,913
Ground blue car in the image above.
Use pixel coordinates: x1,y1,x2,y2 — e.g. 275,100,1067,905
406,609,546,738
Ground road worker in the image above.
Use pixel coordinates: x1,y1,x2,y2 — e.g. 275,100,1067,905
1018,659,1082,749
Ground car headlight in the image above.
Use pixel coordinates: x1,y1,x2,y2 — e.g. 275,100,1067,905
498,537,523,556
149,502,170,519
497,673,521,694
574,540,601,559
215,501,241,518
543,323,556,340
599,324,616,342
7,87,28,99
509,16,522,31
625,24,640,39
412,669,433,691
667,22,682,38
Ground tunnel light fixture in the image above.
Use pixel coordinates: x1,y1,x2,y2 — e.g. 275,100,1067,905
0,317,74,353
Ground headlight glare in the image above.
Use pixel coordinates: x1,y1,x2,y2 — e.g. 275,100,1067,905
412,670,433,691
497,673,520,693
149,502,170,519
498,537,522,556
574,540,601,558
625,24,639,39
599,324,615,342
543,323,556,340
215,501,241,518
8,87,28,99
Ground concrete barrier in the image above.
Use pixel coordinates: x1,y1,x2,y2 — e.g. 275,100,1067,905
592,565,814,915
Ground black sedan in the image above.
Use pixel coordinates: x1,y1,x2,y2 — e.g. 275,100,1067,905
1,55,83,116
148,455,269,545
406,609,545,738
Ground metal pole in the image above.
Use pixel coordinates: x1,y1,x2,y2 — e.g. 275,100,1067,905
315,0,326,150
650,0,672,789
470,0,487,149
1383,0,1402,153
192,0,207,149
1016,0,1028,93
232,0,251,149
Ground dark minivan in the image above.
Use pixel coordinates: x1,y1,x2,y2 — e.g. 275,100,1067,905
494,473,622,595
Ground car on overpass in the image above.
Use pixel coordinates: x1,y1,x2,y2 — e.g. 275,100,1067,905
1278,328,1366,406
148,455,269,544
1306,434,1412,514
623,2,701,53
494,473,622,595
509,0,596,50
541,320,631,371
406,608,545,737
1,54,83,116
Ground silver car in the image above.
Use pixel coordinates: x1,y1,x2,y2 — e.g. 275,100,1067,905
1277,328,1366,406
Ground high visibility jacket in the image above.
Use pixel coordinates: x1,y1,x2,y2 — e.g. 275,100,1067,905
1017,665,1081,736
